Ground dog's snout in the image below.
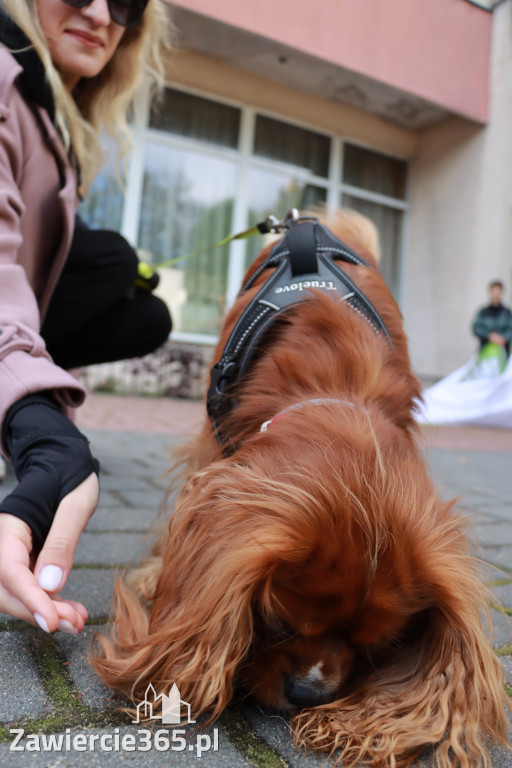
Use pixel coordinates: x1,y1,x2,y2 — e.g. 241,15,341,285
284,676,335,708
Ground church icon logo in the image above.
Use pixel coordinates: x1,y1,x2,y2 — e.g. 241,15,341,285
132,683,195,725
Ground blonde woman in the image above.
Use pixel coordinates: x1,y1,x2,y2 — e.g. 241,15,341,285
0,0,172,633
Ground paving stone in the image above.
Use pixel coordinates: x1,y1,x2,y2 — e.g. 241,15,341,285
480,546,512,571
74,532,153,567
489,607,512,648
60,570,115,619
0,632,49,722
490,582,512,610
113,489,169,511
55,625,123,711
244,703,337,766
474,523,512,547
85,504,168,534
500,655,512,681
0,723,252,767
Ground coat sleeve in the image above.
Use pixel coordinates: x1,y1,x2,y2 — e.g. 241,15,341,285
0,67,86,457
502,309,512,343
471,308,490,343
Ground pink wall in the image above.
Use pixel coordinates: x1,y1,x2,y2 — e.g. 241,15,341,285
168,0,491,123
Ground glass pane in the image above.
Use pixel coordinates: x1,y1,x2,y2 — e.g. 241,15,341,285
342,194,403,299
245,167,327,267
78,139,124,230
149,88,240,148
138,144,237,336
343,144,407,200
254,116,330,177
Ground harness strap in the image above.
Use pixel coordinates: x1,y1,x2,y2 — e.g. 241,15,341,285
207,218,392,454
287,221,318,276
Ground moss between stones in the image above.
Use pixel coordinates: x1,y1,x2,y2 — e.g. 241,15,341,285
0,619,28,632
0,627,130,744
0,630,287,768
220,708,287,768
31,631,86,713
487,578,512,587
489,602,512,616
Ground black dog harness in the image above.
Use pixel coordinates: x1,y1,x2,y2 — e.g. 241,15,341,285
207,217,392,454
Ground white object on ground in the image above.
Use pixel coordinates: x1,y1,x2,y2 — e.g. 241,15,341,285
414,354,512,427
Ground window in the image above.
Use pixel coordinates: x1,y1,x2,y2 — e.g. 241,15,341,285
79,136,124,231
80,87,408,343
341,143,408,298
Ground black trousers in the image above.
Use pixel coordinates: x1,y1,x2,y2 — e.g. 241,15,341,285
41,217,172,370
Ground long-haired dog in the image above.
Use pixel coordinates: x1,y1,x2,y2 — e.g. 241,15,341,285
92,210,510,767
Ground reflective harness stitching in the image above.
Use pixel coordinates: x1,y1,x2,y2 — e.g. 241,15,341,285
207,218,393,455
345,299,383,336
233,306,272,355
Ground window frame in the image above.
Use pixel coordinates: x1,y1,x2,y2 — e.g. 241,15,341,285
117,82,409,345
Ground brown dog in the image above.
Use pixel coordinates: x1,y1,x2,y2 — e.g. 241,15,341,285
92,211,510,767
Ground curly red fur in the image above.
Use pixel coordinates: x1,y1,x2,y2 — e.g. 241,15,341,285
91,210,511,766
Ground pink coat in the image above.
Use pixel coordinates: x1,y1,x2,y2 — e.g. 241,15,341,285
0,47,86,455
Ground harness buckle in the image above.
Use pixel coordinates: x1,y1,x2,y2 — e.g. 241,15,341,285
208,360,237,398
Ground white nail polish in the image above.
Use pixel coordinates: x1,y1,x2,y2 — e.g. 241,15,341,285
58,620,78,635
34,612,50,633
38,565,63,591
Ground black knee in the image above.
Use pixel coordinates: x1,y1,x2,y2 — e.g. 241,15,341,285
134,294,173,356
68,221,139,292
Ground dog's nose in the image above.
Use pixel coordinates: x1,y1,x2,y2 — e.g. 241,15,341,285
284,676,334,708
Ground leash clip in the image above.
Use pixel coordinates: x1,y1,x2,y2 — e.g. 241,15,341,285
264,208,299,234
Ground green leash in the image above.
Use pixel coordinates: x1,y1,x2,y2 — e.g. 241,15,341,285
134,209,299,291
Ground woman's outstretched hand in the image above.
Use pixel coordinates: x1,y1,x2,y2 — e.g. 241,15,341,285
0,472,99,632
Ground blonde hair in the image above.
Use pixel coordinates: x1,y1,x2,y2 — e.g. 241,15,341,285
0,0,172,191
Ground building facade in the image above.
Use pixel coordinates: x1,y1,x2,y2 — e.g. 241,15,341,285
82,0,512,382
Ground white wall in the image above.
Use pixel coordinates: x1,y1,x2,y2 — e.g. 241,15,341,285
405,1,512,378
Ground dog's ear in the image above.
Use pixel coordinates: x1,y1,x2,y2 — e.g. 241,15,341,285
91,460,283,720
291,505,511,767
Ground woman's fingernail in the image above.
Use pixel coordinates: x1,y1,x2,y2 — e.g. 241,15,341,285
57,620,78,635
34,612,50,633
38,565,63,591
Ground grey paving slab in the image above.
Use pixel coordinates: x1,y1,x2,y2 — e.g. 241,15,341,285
55,625,124,711
113,489,169,511
59,569,115,619
479,546,512,571
244,703,336,767
74,532,153,567
0,571,116,626
474,523,512,547
425,450,512,519
83,428,184,473
97,476,169,494
0,633,49,722
491,582,512,609
0,723,252,767
501,655,512,682
489,608,512,648
85,504,168,533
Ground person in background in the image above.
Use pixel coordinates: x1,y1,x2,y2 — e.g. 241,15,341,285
472,280,512,357
0,0,172,634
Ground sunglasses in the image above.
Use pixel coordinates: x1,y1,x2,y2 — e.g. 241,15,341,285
61,0,150,27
